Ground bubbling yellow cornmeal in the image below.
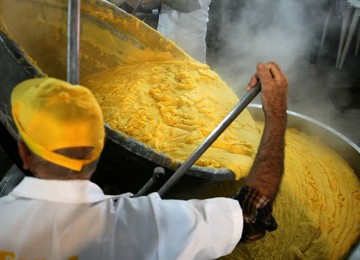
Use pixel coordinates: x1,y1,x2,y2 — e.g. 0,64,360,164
82,60,261,179
82,59,360,258
201,123,360,260
83,60,360,259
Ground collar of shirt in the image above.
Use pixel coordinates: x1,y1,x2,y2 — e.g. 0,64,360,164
9,176,132,203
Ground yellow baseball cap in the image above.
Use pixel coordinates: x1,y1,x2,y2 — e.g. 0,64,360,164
11,77,105,171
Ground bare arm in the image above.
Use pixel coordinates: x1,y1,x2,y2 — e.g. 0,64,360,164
233,62,288,243
244,62,288,201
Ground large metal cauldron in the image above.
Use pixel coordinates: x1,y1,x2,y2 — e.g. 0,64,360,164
0,0,237,197
0,1,359,258
1,0,360,199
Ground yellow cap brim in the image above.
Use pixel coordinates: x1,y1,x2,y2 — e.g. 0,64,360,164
11,77,105,171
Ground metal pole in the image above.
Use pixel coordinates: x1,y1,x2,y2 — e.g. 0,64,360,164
134,167,166,197
157,82,261,197
67,0,81,84
132,0,142,15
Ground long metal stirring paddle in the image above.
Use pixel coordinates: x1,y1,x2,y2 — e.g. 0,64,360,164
67,0,81,84
157,82,261,197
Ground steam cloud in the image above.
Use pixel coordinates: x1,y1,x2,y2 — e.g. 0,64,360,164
209,0,332,109
208,0,360,145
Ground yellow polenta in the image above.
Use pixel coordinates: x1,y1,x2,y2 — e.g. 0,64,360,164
83,61,360,259
82,60,261,178
203,124,360,259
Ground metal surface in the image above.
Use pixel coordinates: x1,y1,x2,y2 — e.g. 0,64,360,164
134,166,165,197
67,0,81,84
248,104,360,176
132,0,142,14
0,30,44,174
0,165,25,197
158,83,261,197
0,0,190,80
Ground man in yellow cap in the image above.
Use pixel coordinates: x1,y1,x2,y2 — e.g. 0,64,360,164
10,78,105,178
0,62,287,259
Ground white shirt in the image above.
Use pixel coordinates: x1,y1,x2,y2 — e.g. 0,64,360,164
158,0,212,63
0,177,243,260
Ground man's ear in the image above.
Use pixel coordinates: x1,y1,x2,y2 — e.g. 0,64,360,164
18,141,32,170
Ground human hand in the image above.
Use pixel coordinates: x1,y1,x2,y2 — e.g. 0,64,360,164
246,62,288,120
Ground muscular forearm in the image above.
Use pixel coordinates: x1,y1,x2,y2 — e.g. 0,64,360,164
243,114,286,202
161,0,201,12
234,62,287,243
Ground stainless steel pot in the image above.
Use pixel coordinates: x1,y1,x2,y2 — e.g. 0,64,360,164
0,0,359,196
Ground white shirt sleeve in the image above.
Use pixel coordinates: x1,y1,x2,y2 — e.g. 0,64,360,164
147,193,243,260
0,179,242,260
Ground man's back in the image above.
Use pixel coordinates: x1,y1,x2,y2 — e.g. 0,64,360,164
0,177,241,260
